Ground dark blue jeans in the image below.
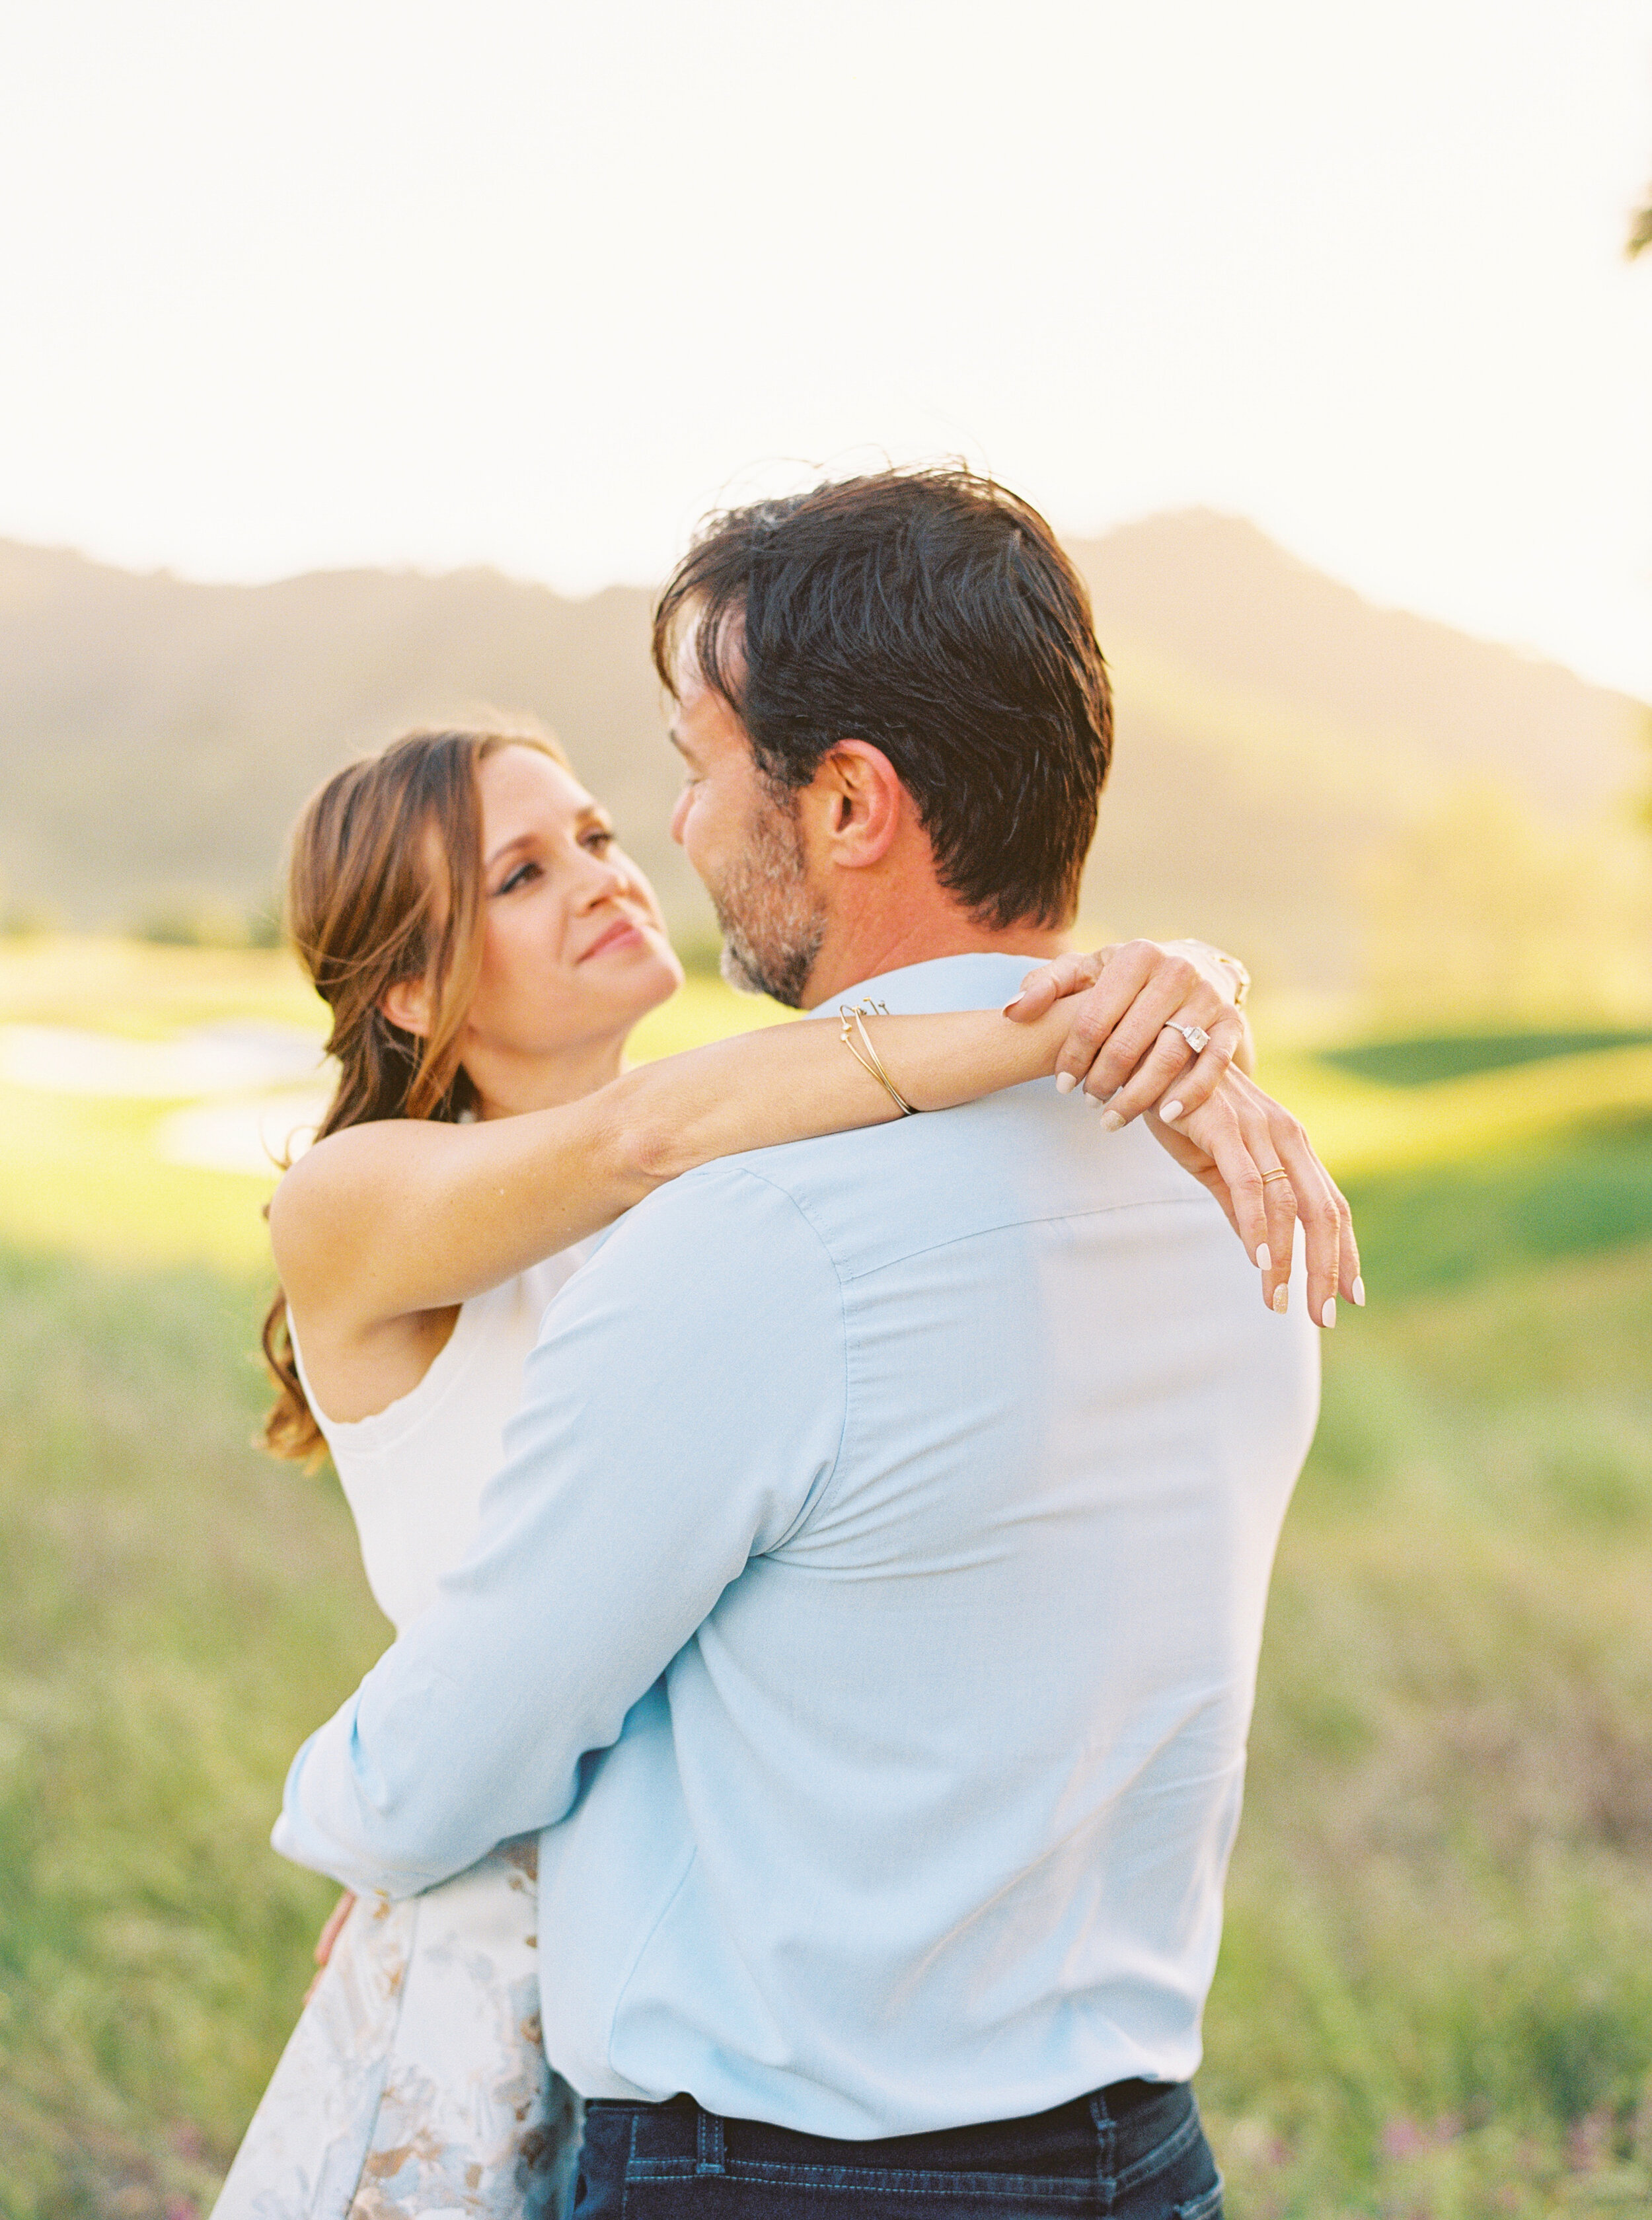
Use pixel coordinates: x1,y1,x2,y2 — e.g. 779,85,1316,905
570,2081,1222,2219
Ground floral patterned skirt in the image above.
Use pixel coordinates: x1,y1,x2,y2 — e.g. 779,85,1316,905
211,1839,580,2220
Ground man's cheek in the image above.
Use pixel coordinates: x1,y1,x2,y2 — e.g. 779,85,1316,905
680,799,720,875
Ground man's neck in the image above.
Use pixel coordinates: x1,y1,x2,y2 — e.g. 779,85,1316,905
800,913,1069,1010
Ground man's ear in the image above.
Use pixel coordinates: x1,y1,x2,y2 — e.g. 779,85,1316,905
805,741,905,871
380,975,432,1038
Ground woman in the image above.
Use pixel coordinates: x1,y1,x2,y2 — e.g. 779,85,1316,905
213,724,1353,2217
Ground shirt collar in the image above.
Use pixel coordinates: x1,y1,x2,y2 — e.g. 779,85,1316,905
810,952,1045,1018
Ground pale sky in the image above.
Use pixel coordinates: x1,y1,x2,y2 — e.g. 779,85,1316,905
2,0,1649,698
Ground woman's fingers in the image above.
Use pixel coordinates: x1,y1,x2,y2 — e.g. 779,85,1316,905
1335,1183,1364,1305
1081,970,1242,1115
1297,1145,1361,1312
1189,1102,1271,1271
1047,959,1152,1091
1059,945,1203,1100
1020,942,1248,1115
314,1888,356,1968
1088,1022,1198,1127
1253,1132,1300,1315
1152,1088,1278,1293
1031,942,1357,1320
1150,1068,1361,1329
1204,1074,1344,1327
1263,1114,1342,1327
1002,947,1106,1022
1080,948,1201,1099
1104,1008,1243,1128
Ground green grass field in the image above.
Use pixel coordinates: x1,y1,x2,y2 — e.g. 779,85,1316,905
3,942,1651,2216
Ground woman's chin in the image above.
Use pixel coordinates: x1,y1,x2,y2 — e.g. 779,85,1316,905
619,946,685,1022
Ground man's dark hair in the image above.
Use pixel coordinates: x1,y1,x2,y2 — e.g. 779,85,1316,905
653,467,1112,930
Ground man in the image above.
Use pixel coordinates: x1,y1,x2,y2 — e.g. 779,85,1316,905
276,468,1333,2217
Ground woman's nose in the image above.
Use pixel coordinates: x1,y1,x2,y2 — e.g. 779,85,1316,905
573,846,632,906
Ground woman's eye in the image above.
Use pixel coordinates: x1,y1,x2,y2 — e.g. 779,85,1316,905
583,829,615,854
496,862,539,896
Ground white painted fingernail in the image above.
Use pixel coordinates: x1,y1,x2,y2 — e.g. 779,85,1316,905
1002,996,1026,1016
1256,1245,1271,1273
1321,1298,1337,1329
1055,1070,1077,1094
1080,1088,1101,1108
1273,1285,1289,1315
1160,1099,1183,1123
1352,1276,1367,1307
1100,1108,1125,1132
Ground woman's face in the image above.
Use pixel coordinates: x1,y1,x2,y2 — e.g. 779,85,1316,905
455,745,683,1098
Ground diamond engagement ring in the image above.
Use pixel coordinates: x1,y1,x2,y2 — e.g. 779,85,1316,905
1162,1021,1211,1054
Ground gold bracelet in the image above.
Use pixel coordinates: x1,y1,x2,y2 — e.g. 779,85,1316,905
839,1002,920,1116
1213,950,1251,1009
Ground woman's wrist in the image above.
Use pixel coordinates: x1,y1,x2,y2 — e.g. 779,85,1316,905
996,1001,1074,1095
868,1005,1070,1114
1211,949,1250,1008
1164,939,1248,1009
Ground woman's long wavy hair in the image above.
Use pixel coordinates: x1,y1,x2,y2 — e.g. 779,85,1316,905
261,725,567,1463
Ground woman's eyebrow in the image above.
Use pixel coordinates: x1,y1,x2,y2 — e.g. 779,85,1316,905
484,829,536,870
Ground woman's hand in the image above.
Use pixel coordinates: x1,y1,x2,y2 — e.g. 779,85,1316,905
1151,1069,1360,1327
301,1888,357,2005
1007,940,1359,1327
1004,941,1250,1125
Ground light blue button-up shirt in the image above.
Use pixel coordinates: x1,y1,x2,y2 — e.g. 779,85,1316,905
276,953,1319,2135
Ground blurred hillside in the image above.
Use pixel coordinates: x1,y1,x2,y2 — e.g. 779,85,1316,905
0,540,704,934
1070,515,1649,999
2,516,1646,1001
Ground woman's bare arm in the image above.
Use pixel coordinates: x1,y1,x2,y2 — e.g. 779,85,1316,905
270,1000,1074,1336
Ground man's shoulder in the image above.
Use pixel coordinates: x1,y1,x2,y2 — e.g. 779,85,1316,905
665,1086,1214,1284
597,1152,843,1279
544,1159,847,1372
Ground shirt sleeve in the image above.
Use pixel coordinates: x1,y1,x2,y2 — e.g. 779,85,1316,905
272,1161,847,1895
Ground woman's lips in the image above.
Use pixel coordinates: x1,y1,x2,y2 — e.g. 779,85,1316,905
580,917,648,962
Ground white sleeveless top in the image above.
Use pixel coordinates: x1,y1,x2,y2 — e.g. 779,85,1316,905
289,1246,591,1635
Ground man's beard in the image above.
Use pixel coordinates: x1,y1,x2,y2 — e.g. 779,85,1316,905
710,787,827,1010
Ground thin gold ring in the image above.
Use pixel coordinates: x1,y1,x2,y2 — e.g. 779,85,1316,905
1260,1167,1293,1185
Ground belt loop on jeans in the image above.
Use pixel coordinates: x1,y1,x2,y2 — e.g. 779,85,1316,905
695,2106,727,2176
1087,2090,1118,2198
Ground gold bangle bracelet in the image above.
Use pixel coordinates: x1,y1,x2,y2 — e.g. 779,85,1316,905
1213,951,1251,1009
839,1002,920,1116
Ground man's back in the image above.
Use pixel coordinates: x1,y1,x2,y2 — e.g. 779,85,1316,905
529,955,1319,2131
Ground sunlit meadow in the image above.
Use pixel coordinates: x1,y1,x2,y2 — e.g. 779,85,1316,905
2,937,1651,2217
